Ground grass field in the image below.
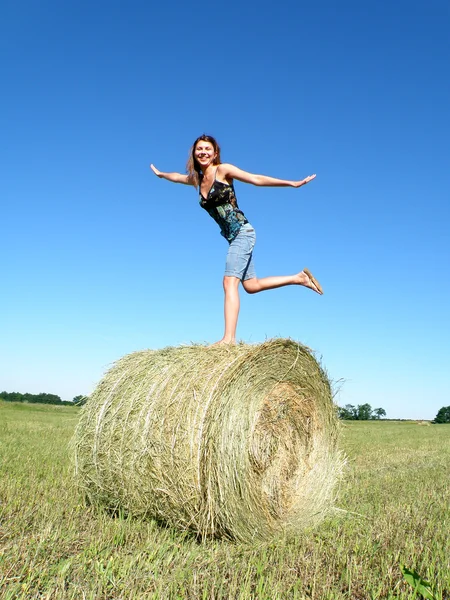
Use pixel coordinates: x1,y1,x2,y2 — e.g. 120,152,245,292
1,400,449,599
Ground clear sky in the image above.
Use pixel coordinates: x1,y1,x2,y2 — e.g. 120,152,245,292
1,0,449,419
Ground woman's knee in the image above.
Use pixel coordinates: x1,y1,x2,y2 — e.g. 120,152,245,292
223,276,240,292
242,278,259,294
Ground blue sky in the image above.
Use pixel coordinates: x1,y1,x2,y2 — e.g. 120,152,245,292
1,0,449,419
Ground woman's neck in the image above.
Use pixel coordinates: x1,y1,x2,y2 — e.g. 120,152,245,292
202,164,218,178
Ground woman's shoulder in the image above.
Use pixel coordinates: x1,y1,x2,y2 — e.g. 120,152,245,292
216,163,236,183
217,162,235,172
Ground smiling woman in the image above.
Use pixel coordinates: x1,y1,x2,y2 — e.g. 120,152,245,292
150,134,322,345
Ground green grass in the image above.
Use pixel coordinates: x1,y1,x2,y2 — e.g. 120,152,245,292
1,401,449,599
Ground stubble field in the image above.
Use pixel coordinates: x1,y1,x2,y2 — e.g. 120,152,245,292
0,401,449,599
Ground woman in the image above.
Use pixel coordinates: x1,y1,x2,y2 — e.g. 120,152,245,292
150,134,322,345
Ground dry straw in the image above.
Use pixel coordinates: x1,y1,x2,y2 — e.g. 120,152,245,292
74,338,343,543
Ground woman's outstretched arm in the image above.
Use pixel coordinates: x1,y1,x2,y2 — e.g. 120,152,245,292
219,163,316,188
150,164,192,185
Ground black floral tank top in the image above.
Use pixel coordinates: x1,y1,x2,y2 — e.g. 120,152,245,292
199,173,249,242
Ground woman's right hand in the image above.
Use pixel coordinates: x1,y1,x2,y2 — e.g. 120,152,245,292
149,166,191,185
150,164,162,177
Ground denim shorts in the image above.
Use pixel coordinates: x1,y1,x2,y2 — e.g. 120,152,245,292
224,223,256,281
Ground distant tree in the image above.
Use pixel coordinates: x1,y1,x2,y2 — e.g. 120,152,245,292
372,407,387,420
356,403,373,420
338,404,357,420
73,395,88,406
433,406,450,424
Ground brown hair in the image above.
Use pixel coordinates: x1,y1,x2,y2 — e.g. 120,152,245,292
186,135,222,187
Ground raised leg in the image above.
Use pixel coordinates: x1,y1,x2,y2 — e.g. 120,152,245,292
242,269,323,295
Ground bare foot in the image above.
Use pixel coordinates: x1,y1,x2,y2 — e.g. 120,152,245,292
298,268,323,295
210,338,236,347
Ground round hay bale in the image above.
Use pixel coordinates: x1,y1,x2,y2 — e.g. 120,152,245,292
74,339,343,542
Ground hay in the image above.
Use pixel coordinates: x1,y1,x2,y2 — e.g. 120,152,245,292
74,339,343,543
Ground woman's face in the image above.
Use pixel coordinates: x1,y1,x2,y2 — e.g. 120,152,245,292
194,140,217,169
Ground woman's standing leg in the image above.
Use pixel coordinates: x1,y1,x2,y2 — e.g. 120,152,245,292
214,227,254,345
217,276,241,344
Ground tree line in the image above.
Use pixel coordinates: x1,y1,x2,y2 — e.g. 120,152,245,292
0,391,87,406
1,390,448,422
338,403,450,423
338,403,386,420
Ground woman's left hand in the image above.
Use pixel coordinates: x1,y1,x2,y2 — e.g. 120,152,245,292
292,174,316,187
